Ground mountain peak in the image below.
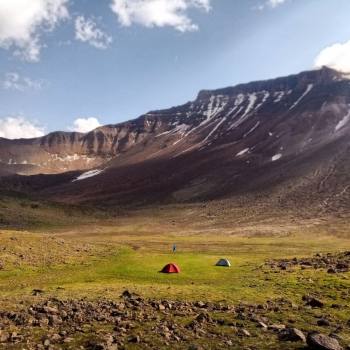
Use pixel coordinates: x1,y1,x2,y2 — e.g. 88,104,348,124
301,66,345,82
196,67,346,101
2,67,350,177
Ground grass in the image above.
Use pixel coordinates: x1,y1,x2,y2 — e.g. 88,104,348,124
0,205,350,348
1,224,350,303
0,190,110,229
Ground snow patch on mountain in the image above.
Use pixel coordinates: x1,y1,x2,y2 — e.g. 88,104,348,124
73,169,104,182
49,154,96,163
335,111,350,131
157,124,190,138
289,84,313,110
271,154,282,162
341,73,350,80
228,93,257,131
243,93,258,118
244,121,260,138
172,124,192,145
5,159,30,165
236,148,249,157
254,91,270,111
204,95,229,120
202,117,227,143
185,95,228,137
273,91,285,103
234,94,245,106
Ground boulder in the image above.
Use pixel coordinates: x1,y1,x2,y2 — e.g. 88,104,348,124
317,319,330,327
307,332,343,350
278,328,306,342
0,331,10,343
303,296,324,308
268,324,286,331
238,329,251,337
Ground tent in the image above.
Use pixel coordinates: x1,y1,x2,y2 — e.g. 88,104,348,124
161,263,181,273
216,258,231,267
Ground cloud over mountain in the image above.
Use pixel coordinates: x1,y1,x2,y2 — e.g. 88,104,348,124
314,40,350,73
69,117,101,133
0,116,45,139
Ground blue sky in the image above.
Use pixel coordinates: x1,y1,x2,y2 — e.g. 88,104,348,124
1,0,350,138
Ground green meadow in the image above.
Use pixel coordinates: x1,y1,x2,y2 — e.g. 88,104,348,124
1,225,350,305
1,200,350,348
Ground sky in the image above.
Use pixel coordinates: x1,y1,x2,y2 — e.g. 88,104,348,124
1,0,350,139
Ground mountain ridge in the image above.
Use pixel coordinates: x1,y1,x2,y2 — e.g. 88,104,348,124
1,66,345,142
1,66,350,217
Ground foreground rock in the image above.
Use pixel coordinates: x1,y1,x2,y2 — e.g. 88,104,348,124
307,332,344,350
278,327,306,342
265,252,350,273
0,291,347,349
303,296,324,308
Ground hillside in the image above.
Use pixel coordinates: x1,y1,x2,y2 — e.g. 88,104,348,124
1,67,350,218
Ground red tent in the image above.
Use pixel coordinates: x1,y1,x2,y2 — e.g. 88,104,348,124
161,263,180,273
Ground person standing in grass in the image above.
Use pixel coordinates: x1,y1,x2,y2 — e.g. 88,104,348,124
172,244,176,253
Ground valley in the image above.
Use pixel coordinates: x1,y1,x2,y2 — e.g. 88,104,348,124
1,67,350,349
1,214,350,349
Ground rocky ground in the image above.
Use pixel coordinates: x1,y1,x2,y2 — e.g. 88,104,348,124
265,251,350,273
0,290,349,350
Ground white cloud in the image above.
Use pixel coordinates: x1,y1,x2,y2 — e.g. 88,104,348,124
75,16,113,49
0,0,69,62
0,116,45,139
110,0,211,32
69,117,101,133
267,0,287,7
256,0,288,10
2,72,44,91
314,40,350,73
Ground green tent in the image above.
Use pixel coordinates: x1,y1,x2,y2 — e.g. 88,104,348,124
216,258,231,267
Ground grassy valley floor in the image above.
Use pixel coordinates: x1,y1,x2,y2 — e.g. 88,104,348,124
0,209,350,349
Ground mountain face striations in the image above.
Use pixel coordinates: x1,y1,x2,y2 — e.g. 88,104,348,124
1,67,350,215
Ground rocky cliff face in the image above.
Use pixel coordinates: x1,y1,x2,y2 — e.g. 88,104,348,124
2,67,349,175
0,118,166,174
1,67,350,214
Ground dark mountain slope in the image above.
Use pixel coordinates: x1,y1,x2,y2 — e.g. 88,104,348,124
1,67,350,216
